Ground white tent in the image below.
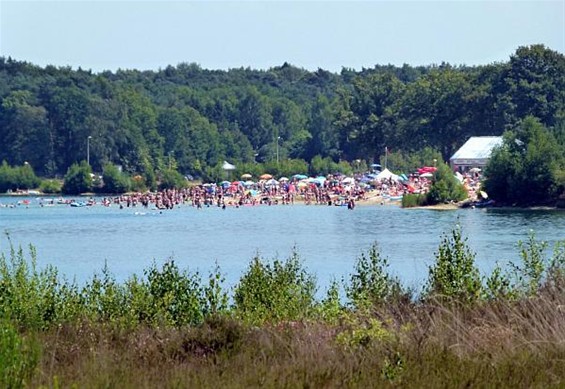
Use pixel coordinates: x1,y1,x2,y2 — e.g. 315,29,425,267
376,168,400,181
222,161,236,171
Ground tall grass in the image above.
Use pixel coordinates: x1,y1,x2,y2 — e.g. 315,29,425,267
0,227,564,387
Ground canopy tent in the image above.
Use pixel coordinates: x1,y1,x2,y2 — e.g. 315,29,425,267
376,168,400,182
222,161,236,170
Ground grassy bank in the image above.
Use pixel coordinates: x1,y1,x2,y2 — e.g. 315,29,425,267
1,229,564,387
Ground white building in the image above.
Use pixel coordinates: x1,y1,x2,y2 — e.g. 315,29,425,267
450,136,503,172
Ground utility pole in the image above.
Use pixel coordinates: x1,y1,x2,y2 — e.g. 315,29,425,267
87,136,92,166
276,136,281,165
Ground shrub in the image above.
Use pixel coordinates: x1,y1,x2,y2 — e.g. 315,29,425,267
426,162,467,205
145,260,206,327
511,231,547,295
81,263,130,324
203,263,229,316
0,243,74,329
315,279,344,324
425,225,482,303
335,314,393,349
233,250,317,324
346,243,403,309
102,164,131,194
0,321,39,389
401,194,427,208
62,161,92,194
0,161,40,192
158,168,187,190
547,241,565,288
39,179,62,194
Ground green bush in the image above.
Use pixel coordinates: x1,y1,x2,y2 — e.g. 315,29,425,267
425,225,482,303
511,231,547,295
62,161,92,194
426,162,467,205
39,179,62,194
233,250,317,325
0,241,85,329
0,161,40,192
102,163,131,194
158,168,187,190
0,321,39,389
145,260,206,327
346,243,403,309
401,193,427,208
315,279,344,324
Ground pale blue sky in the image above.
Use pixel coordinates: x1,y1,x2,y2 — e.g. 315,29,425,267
1,0,563,73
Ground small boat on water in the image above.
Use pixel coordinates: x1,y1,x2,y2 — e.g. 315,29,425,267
382,194,403,201
70,201,87,207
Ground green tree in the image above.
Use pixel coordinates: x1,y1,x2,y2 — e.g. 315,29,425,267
426,225,482,303
62,161,92,194
158,168,187,190
426,162,467,204
484,116,564,205
102,163,131,194
14,163,40,190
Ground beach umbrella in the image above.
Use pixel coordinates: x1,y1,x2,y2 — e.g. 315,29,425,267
219,181,231,188
420,172,433,178
241,173,253,179
279,177,289,182
260,173,273,180
243,180,255,187
292,174,308,180
342,177,355,184
266,178,278,186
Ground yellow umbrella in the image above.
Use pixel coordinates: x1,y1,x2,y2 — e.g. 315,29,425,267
241,173,252,179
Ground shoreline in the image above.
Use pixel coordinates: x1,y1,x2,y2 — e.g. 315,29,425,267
2,192,564,211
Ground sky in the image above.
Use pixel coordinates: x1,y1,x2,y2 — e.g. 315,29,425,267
0,0,563,73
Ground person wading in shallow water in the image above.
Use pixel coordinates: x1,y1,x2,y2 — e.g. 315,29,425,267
347,198,355,210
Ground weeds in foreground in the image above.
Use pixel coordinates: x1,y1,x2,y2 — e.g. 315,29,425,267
0,227,564,387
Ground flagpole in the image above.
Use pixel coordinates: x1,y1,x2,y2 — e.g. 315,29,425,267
385,146,388,170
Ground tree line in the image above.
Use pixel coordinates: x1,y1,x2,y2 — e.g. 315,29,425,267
0,45,563,192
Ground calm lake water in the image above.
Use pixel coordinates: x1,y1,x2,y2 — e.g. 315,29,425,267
1,196,565,293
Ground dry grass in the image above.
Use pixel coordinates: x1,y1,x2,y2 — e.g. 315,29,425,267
27,289,565,388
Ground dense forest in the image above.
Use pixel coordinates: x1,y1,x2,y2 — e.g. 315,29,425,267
0,44,563,183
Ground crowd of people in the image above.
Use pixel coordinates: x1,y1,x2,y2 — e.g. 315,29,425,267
94,174,369,210
3,168,485,210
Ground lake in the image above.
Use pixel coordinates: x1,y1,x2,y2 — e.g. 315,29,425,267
1,197,565,294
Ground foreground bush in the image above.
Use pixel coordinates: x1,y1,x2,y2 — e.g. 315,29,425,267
0,321,39,389
233,250,316,324
1,228,565,387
